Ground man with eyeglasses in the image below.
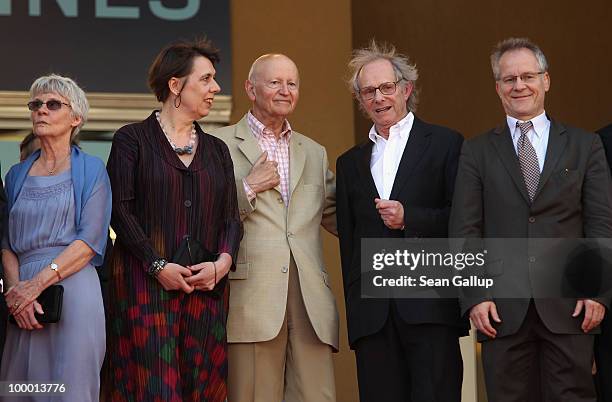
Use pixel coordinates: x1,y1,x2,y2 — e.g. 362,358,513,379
211,54,338,402
450,37,612,402
336,40,466,402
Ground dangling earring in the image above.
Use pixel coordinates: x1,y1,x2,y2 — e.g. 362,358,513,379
174,93,182,108
172,78,186,109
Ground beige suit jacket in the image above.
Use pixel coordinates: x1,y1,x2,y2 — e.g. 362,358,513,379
210,115,339,350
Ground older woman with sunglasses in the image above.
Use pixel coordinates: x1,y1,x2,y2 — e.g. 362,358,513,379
0,74,111,401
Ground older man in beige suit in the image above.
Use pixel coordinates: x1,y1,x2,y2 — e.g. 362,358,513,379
211,54,338,402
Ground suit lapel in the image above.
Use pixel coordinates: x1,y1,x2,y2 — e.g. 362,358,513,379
389,117,431,200
533,118,567,200
490,123,531,204
236,116,262,166
356,141,380,199
289,134,306,198
235,116,281,194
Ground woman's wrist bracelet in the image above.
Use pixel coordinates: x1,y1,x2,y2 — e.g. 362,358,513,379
148,259,168,277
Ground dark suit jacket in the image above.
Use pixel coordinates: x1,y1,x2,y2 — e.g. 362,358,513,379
336,116,466,348
598,123,612,164
450,118,612,340
597,123,612,402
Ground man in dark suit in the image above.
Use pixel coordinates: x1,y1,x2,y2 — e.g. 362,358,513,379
451,37,612,402
336,41,466,402
597,123,612,402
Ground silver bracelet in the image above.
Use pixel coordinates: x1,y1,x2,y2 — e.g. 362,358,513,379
149,258,168,277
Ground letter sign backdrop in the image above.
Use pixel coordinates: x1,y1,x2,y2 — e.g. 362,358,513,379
0,0,231,94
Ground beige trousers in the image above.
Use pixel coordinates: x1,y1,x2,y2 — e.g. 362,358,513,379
227,258,336,402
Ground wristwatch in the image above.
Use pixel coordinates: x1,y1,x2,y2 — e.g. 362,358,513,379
50,261,62,280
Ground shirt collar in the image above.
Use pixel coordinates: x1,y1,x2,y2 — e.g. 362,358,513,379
507,111,549,140
247,111,292,140
368,111,414,144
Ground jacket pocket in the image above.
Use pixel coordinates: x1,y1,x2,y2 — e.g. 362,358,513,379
551,169,580,190
229,262,249,279
302,183,323,193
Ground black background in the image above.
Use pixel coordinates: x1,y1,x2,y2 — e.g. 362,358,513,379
0,0,232,94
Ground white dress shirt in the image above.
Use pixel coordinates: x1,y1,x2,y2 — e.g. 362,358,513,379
507,111,550,172
369,112,414,199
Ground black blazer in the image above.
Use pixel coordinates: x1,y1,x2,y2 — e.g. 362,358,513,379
336,116,466,347
450,118,612,340
598,123,612,169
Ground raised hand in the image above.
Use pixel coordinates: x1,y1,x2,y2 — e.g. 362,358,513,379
245,151,280,194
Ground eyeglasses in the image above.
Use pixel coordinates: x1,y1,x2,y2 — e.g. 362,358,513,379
27,99,71,112
358,79,404,100
499,71,545,86
262,80,299,91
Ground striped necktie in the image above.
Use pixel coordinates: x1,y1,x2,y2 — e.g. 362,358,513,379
516,121,540,202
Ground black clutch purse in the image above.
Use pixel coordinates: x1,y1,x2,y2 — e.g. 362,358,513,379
172,236,226,298
9,285,64,324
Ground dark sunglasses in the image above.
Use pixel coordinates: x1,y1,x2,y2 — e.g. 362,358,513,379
27,99,71,112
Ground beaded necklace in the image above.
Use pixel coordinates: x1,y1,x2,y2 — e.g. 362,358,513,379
156,111,197,155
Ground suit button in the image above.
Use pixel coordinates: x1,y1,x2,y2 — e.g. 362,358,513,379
184,200,192,207
278,197,283,203
528,217,536,223
281,266,288,273
529,256,536,263
287,232,294,238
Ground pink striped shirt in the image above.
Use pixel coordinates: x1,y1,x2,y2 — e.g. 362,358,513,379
243,111,292,205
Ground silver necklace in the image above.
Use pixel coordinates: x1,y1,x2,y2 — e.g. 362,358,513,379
43,153,70,175
156,111,197,155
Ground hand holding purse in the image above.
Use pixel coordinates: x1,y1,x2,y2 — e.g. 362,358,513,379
9,285,64,324
172,236,226,298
